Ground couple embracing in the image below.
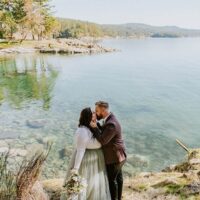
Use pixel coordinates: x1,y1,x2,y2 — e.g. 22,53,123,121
62,101,127,200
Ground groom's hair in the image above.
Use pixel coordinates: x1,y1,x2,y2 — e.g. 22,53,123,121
95,101,109,109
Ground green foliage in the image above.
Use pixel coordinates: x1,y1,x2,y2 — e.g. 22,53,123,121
0,152,17,200
165,183,184,194
0,143,52,199
58,18,103,38
0,0,60,40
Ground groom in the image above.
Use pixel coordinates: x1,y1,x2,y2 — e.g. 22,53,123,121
90,101,127,200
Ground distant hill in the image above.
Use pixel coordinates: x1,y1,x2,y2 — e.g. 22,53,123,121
101,23,200,38
57,18,200,38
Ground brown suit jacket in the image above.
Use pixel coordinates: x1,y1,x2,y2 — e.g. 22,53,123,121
92,113,127,165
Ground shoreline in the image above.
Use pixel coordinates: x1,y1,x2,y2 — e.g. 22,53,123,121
0,38,116,56
1,138,200,199
1,36,200,56
42,146,200,200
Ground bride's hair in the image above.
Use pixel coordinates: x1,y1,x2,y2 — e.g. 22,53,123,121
79,107,92,128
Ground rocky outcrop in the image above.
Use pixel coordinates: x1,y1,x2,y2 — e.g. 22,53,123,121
40,140,200,200
38,39,115,54
123,140,200,200
2,138,199,200
0,39,116,55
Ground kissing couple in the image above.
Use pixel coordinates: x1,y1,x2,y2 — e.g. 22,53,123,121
61,101,127,200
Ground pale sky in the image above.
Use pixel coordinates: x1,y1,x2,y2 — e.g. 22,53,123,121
51,0,200,29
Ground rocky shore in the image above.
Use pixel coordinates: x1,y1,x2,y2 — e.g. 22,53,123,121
0,38,116,56
1,139,200,200
41,142,200,200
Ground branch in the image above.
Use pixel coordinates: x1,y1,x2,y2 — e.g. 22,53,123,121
176,139,190,153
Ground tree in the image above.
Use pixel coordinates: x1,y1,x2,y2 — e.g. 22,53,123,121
43,15,60,38
0,0,18,39
0,0,60,41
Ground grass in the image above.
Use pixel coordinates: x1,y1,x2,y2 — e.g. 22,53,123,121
0,151,17,200
0,40,40,49
0,142,52,200
0,41,19,49
165,183,185,194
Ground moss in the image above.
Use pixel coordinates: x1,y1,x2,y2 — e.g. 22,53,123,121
165,183,184,194
134,184,148,192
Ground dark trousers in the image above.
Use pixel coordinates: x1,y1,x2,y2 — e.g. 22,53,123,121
106,160,125,200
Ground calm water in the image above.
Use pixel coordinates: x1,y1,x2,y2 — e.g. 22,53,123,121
1,38,200,177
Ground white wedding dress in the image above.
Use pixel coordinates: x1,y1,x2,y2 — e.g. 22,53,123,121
60,126,111,200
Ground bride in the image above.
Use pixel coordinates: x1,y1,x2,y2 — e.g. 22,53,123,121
61,107,111,200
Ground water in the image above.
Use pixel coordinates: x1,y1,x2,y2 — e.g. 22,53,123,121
0,38,200,178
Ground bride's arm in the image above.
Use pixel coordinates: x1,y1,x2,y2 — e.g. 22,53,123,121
73,129,89,170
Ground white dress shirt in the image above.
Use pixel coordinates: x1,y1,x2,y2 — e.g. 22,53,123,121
73,126,101,170
102,113,111,125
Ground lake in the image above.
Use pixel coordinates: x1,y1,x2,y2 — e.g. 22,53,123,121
0,38,200,178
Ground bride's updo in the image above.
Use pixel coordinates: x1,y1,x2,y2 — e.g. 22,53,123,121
78,107,92,128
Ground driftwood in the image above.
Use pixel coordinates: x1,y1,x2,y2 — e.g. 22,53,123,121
176,139,190,153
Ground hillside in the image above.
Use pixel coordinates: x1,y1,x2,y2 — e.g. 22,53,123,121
57,18,200,38
102,23,200,38
58,18,104,38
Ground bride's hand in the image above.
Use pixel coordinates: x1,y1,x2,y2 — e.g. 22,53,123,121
71,168,78,175
90,121,97,128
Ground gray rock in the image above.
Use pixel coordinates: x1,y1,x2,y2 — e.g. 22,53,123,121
0,147,27,157
183,182,200,195
0,140,8,147
26,120,46,129
40,49,57,54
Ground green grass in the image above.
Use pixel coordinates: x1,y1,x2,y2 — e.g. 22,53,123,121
0,41,20,49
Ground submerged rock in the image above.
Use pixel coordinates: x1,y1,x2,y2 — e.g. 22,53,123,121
26,120,46,129
0,147,27,157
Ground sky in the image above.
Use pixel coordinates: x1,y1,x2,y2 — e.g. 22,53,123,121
51,0,200,29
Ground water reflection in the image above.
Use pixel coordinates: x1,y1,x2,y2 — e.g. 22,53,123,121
0,55,58,110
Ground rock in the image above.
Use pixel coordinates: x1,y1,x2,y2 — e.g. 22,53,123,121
189,158,200,165
10,148,27,157
127,154,149,168
28,181,49,200
0,147,27,157
139,172,153,178
152,178,179,188
0,147,9,153
42,179,64,200
26,143,44,152
183,182,200,195
0,140,8,147
58,147,72,158
36,135,57,144
39,49,57,54
57,49,70,54
0,47,35,54
26,120,46,129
